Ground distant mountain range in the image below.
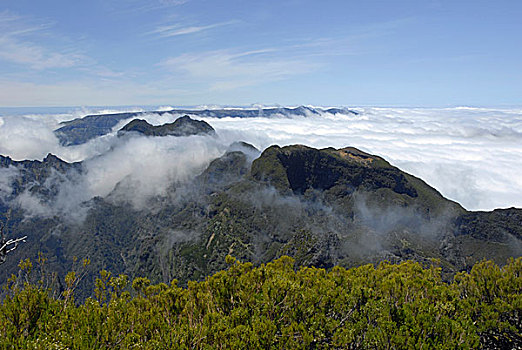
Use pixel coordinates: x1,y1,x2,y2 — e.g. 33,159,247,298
54,106,357,146
118,115,216,137
1,115,520,299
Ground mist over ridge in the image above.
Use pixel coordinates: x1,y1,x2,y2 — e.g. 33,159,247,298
2,105,520,211
1,109,521,303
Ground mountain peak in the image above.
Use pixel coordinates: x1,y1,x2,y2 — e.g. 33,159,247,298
250,145,445,204
43,153,65,163
55,106,358,146
118,115,215,137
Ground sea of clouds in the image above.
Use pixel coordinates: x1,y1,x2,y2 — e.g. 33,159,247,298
0,106,521,212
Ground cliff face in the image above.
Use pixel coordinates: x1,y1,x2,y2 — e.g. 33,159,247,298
0,144,520,299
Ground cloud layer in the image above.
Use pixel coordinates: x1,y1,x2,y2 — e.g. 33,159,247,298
199,106,522,211
0,106,521,212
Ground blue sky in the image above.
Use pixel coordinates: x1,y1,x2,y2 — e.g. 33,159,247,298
0,0,520,107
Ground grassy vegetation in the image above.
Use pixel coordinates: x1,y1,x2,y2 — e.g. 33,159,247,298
1,256,520,349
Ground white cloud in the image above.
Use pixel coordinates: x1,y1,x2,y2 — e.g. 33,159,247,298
198,107,522,211
83,134,226,208
0,110,197,162
1,107,521,212
0,166,19,203
14,190,54,218
152,20,237,37
160,49,320,90
0,112,230,216
0,11,89,70
0,114,61,160
0,37,87,70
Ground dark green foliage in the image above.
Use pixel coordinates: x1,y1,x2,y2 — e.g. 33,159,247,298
251,145,460,216
1,257,520,349
197,151,250,188
455,208,522,242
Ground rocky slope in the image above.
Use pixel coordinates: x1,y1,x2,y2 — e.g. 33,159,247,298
0,143,520,298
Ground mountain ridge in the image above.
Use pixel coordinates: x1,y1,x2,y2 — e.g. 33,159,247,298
54,106,358,146
117,115,215,137
0,143,520,299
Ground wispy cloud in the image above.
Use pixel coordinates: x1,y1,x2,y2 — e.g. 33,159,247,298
158,0,190,5
106,0,191,14
0,37,88,70
0,78,186,107
151,20,237,38
0,11,89,70
160,48,320,90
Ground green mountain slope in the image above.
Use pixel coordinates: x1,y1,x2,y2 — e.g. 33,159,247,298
0,144,520,299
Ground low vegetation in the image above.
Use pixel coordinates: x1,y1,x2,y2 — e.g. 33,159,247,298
1,256,520,349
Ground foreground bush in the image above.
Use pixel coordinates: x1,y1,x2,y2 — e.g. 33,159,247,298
1,256,521,349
